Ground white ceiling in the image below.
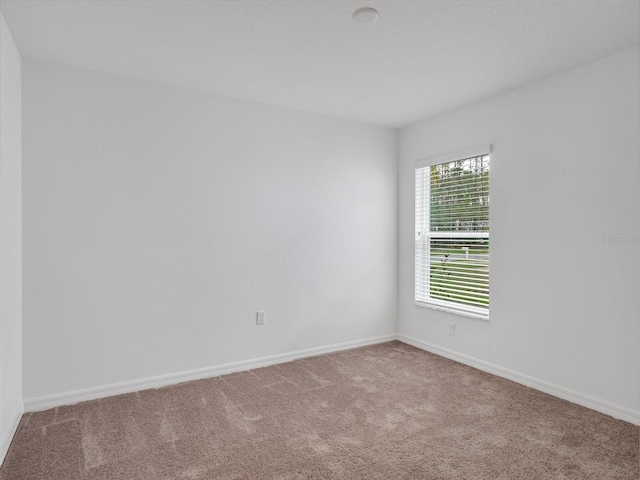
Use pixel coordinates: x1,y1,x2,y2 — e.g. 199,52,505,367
1,0,639,128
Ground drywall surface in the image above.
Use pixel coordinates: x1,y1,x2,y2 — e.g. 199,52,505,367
3,1,639,128
22,59,398,399
0,12,23,462
398,47,640,414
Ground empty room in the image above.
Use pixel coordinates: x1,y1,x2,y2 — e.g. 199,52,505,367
1,1,639,479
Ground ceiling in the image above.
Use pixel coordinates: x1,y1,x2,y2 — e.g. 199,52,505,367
1,0,639,128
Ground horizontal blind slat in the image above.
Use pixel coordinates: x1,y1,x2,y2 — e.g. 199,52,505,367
415,153,490,314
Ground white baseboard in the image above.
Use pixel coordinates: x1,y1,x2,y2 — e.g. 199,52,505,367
24,334,397,413
398,334,640,426
23,332,639,427
0,401,24,467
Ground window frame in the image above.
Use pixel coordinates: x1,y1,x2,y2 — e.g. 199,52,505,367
414,145,491,321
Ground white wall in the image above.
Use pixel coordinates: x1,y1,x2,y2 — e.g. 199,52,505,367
21,59,398,400
0,12,23,462
14,32,639,424
398,47,640,417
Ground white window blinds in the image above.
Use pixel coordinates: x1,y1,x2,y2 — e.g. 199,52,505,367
415,151,490,319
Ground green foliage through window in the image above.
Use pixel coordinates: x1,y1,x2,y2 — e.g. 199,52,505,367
415,154,490,316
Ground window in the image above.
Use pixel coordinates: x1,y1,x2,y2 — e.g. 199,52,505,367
415,146,490,319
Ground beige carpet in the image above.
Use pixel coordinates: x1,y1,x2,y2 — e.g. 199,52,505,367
1,341,638,479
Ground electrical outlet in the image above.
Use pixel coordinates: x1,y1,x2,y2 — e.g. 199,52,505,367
448,322,455,336
256,311,266,325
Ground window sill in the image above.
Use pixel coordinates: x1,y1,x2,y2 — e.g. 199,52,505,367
414,301,489,321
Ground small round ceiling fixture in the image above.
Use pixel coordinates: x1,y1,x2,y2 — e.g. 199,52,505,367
353,7,379,24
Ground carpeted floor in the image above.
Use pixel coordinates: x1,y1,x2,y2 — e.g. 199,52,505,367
1,341,638,479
